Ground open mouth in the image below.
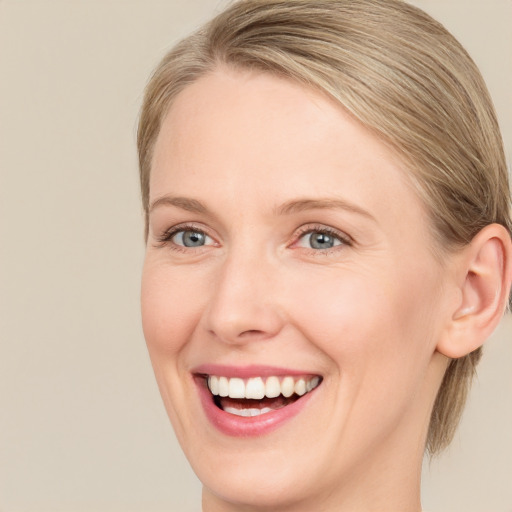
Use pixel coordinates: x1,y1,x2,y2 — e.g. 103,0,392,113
205,375,322,417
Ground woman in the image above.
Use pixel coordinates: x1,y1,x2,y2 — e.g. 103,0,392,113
137,1,512,510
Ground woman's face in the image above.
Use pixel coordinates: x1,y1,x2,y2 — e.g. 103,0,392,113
142,68,451,510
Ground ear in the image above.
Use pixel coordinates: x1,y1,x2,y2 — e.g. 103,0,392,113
437,224,512,359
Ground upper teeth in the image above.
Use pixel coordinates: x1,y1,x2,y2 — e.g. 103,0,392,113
207,375,321,400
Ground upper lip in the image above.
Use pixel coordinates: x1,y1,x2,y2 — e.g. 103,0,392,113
192,364,321,379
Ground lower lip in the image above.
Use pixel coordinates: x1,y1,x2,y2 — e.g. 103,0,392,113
195,377,318,437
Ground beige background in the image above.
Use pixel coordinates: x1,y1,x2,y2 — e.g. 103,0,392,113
0,1,510,511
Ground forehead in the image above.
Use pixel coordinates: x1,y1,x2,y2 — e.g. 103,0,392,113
150,67,426,231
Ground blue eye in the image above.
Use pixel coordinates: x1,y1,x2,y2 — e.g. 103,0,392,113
297,230,344,250
171,229,212,247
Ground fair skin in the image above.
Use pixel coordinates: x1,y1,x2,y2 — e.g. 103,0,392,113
141,68,511,512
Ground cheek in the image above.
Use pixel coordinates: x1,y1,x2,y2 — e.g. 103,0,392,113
286,267,389,350
141,259,206,358
286,262,440,381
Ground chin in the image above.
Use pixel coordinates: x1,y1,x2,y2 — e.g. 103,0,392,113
199,463,321,511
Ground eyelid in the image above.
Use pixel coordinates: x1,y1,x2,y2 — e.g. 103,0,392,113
155,222,218,249
291,224,353,249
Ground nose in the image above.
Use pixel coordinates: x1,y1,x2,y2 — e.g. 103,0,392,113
202,249,285,345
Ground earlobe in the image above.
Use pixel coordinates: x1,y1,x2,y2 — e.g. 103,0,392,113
437,224,512,359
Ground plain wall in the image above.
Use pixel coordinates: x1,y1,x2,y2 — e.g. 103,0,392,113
0,1,510,511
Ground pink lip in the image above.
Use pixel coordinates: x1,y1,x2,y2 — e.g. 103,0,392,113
192,367,321,437
192,364,314,379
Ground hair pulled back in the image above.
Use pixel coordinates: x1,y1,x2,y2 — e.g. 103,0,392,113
138,0,512,454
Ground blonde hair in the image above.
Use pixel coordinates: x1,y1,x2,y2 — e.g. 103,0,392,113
137,0,512,454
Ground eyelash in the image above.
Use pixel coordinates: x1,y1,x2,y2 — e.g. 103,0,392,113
155,223,352,253
292,225,352,253
156,223,212,252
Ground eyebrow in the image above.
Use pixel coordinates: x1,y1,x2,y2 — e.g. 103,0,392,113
149,194,376,222
149,195,208,214
275,198,376,222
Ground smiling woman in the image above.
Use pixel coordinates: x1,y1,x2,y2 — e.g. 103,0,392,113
137,1,512,511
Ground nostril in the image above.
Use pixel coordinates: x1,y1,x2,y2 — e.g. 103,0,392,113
239,329,264,337
208,327,277,344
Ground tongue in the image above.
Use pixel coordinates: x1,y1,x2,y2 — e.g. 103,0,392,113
218,395,298,411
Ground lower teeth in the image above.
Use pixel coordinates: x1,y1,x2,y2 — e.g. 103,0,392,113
223,406,273,417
